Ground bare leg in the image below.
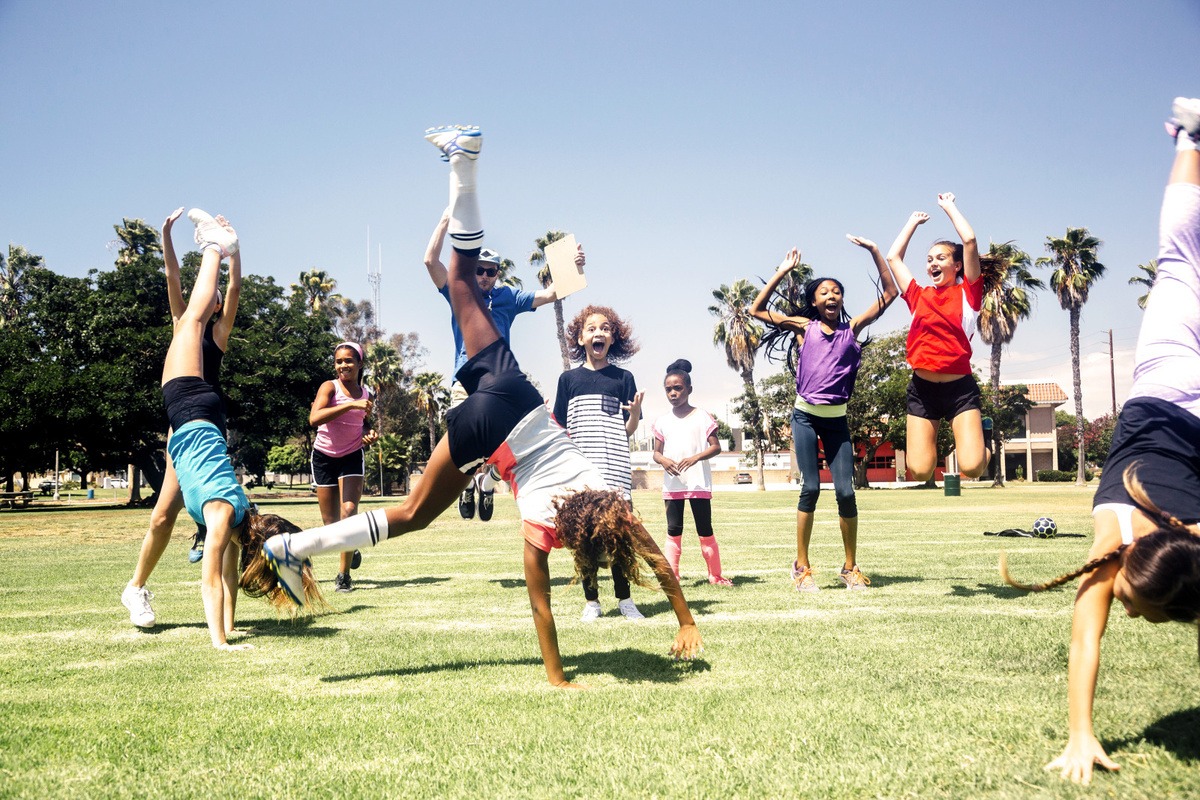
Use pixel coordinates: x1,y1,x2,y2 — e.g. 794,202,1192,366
839,515,858,569
795,509,814,567
905,415,939,481
162,247,221,384
130,452,185,587
952,409,988,478
382,437,472,537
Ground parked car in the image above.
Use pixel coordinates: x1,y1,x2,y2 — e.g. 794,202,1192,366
39,479,59,496
106,477,129,489
734,472,753,485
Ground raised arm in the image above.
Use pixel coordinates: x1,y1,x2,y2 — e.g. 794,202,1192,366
163,207,186,324
749,248,811,335
212,215,241,349
937,192,981,283
846,235,899,336
423,208,451,290
885,211,929,293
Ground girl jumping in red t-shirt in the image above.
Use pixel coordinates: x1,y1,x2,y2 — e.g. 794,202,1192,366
886,193,989,481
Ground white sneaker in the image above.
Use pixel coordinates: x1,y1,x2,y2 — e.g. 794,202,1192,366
262,533,310,607
122,583,155,628
580,600,602,622
1171,97,1200,139
188,208,239,257
424,124,482,161
617,598,645,620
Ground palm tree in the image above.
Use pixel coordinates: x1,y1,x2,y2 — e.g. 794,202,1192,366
0,245,44,328
113,218,162,266
497,256,522,289
529,231,571,371
1037,228,1106,486
977,242,1043,486
412,372,449,456
292,268,342,314
1128,259,1158,310
709,279,765,489
366,341,403,435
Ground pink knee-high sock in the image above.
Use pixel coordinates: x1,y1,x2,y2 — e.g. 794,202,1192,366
699,535,725,581
663,535,682,578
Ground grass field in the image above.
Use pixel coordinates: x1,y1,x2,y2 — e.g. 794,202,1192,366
1,484,1197,798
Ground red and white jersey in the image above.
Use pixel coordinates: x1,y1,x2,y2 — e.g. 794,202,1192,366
487,404,608,534
902,276,983,374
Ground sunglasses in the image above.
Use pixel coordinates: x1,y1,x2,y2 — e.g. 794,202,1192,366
476,267,498,277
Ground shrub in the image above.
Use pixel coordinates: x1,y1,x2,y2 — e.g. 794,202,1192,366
1037,468,1095,482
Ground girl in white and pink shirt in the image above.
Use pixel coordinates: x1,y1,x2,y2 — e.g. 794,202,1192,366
652,359,731,586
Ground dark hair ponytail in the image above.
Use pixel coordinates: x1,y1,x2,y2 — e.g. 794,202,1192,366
665,359,692,388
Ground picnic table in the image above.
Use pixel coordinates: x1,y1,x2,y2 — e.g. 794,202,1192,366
0,491,36,509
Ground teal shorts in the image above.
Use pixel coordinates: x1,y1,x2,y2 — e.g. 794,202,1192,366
167,421,250,528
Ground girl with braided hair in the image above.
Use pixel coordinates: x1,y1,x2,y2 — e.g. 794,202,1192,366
1003,97,1200,784
256,125,702,687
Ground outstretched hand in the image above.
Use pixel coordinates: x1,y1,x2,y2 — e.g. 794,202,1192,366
164,207,184,230
670,624,703,661
777,247,802,272
908,211,930,226
936,192,957,210
846,234,877,251
1046,735,1120,785
621,391,644,419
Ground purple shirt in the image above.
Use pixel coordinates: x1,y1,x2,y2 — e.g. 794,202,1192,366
795,322,862,405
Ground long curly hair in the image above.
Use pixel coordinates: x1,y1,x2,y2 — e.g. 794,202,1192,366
239,512,328,613
1001,466,1200,653
553,489,667,593
566,305,640,365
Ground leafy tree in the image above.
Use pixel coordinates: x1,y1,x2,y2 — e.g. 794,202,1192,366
412,372,449,457
845,330,909,488
709,279,765,488
333,297,384,346
367,433,413,495
1128,259,1158,310
756,372,796,453
267,444,307,486
1038,227,1106,486
112,218,163,266
529,230,572,370
979,384,1033,487
1084,412,1118,465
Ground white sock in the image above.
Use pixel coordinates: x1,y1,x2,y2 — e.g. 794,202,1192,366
478,467,497,493
289,509,389,559
448,155,483,250
1178,131,1199,152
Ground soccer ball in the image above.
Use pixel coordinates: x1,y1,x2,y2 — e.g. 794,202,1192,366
1032,517,1057,538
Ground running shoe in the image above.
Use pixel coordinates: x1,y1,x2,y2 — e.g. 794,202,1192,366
262,533,310,606
458,487,475,519
839,565,871,591
187,208,238,257
791,562,820,593
581,600,602,622
1168,97,1200,140
424,125,482,161
617,598,645,620
478,489,494,522
334,572,353,593
188,529,205,564
350,549,362,570
121,583,156,628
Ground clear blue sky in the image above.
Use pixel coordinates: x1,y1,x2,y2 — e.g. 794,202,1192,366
4,1,1199,430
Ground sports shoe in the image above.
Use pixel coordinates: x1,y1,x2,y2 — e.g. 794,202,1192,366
122,583,156,628
839,565,871,591
1167,97,1200,140
791,562,820,593
334,572,353,593
478,489,494,522
350,550,362,570
188,529,205,564
425,125,482,161
262,533,311,606
187,208,238,257
617,598,645,620
458,487,475,519
581,600,602,622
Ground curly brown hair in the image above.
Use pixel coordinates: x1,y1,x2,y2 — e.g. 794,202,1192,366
566,305,640,365
553,489,667,592
239,512,328,614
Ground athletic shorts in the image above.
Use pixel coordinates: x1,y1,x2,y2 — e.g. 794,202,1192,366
906,374,981,421
446,339,543,473
163,376,226,436
310,448,366,487
166,420,250,528
1092,397,1200,522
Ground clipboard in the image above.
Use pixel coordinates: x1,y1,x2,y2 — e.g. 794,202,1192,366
544,234,586,299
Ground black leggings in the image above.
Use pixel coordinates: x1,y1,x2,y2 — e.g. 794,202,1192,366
665,498,714,537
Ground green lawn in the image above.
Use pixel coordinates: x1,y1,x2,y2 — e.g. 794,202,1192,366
1,484,1197,798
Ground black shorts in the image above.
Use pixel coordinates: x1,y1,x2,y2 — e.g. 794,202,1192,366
163,376,226,435
446,339,543,473
906,374,981,421
1093,397,1200,522
311,448,366,487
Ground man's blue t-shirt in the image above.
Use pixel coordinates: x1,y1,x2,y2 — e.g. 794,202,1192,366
439,283,538,375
